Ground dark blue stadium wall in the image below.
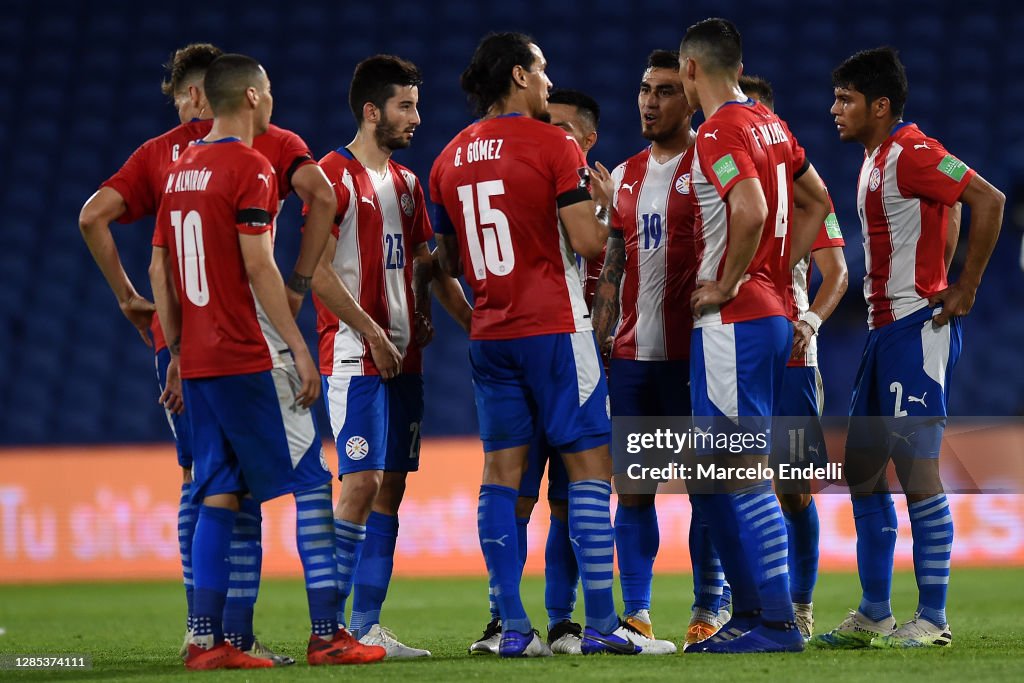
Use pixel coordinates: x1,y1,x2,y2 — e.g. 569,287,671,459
1,0,1021,444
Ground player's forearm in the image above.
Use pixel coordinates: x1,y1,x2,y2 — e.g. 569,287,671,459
720,211,762,291
437,234,463,278
590,236,625,343
412,252,433,321
958,178,1005,289
312,261,389,344
789,204,829,271
291,170,337,280
944,203,962,273
79,193,137,303
432,268,472,333
148,248,180,351
808,249,848,323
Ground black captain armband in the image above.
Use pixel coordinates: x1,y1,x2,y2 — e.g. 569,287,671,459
287,272,312,295
792,158,811,181
556,188,592,208
237,208,272,228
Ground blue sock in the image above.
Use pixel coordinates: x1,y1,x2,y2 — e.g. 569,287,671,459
223,497,261,650
784,498,820,605
690,494,760,616
178,483,198,631
335,518,367,629
295,485,338,638
689,504,724,614
721,582,733,612
479,485,530,633
568,480,617,634
351,511,399,639
487,582,500,622
733,486,794,624
852,493,897,621
545,514,578,628
191,505,237,643
908,494,953,626
614,502,658,615
516,516,530,571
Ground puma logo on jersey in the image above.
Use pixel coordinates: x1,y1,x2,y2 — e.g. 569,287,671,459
481,535,509,547
808,443,821,457
908,392,928,408
889,431,915,446
704,129,719,140
360,196,375,209
621,181,638,194
914,142,930,150
257,173,271,187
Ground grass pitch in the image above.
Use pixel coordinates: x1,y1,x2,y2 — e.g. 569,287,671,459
1,569,1022,681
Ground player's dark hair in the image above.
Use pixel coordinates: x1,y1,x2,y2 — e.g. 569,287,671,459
203,53,266,115
647,49,680,72
349,54,423,124
679,18,742,74
739,74,774,110
460,32,537,117
161,43,223,100
547,88,600,130
832,47,908,119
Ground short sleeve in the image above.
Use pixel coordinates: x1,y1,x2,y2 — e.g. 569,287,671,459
784,120,809,179
695,122,757,199
896,139,975,206
812,194,846,250
235,156,278,235
544,130,591,208
267,127,315,199
101,143,156,224
429,157,455,235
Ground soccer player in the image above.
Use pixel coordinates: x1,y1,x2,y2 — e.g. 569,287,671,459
678,18,831,654
148,53,377,671
431,32,638,657
313,54,457,658
469,87,608,657
739,74,849,641
589,48,707,655
813,47,1004,649
78,43,344,665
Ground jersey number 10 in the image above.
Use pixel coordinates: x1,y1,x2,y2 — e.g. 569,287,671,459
170,209,210,307
457,180,515,279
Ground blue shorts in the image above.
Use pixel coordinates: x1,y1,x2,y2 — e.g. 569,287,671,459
846,307,963,459
469,331,611,454
519,427,569,501
184,369,330,504
608,358,691,416
771,365,828,469
324,373,425,475
690,316,791,455
156,348,193,469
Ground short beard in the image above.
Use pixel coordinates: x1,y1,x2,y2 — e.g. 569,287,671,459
374,115,411,151
533,110,551,123
642,126,679,143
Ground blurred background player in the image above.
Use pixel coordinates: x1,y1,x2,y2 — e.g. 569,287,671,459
739,74,850,641
590,49,703,655
78,42,339,665
147,53,361,670
470,87,608,656
313,54,465,658
814,47,1003,649
431,32,639,657
678,18,831,654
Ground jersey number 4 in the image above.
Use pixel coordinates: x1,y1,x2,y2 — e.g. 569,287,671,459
457,180,515,279
170,209,210,307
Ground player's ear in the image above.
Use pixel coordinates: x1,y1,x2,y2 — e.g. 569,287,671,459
246,86,259,110
583,130,598,153
873,96,891,120
511,64,529,89
363,102,379,124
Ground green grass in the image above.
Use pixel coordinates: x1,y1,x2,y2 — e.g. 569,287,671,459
1,569,1022,681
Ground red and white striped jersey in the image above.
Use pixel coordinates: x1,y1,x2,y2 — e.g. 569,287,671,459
691,99,807,327
609,146,697,361
788,199,845,368
856,123,974,329
313,148,432,377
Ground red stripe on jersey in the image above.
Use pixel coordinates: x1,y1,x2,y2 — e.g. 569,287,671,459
612,154,650,360
863,145,896,327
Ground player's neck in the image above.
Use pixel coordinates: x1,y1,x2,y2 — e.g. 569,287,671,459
485,93,531,120
206,116,254,146
862,118,904,155
347,132,392,175
650,127,696,163
699,80,747,119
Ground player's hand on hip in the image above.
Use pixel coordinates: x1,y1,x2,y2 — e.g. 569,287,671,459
928,281,976,326
292,350,321,408
691,278,744,317
415,312,435,347
790,320,814,361
369,332,402,381
120,294,156,348
159,355,184,415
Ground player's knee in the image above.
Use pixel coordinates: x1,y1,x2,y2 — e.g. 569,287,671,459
894,455,943,499
337,470,383,518
515,496,538,520
777,492,812,515
373,472,408,515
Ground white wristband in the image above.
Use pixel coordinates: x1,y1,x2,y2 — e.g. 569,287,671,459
799,311,822,335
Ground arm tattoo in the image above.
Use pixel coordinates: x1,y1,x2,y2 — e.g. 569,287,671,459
590,236,626,343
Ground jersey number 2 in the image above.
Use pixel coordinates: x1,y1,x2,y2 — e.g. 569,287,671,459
170,209,210,307
457,180,515,279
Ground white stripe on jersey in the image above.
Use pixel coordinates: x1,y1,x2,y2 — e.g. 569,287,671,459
791,254,819,366
558,214,592,332
921,313,952,391
331,169,367,373
702,324,738,416
270,365,318,467
692,145,728,327
253,198,291,367
569,330,601,406
372,167,412,357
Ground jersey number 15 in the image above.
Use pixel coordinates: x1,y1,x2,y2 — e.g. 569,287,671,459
457,180,515,279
